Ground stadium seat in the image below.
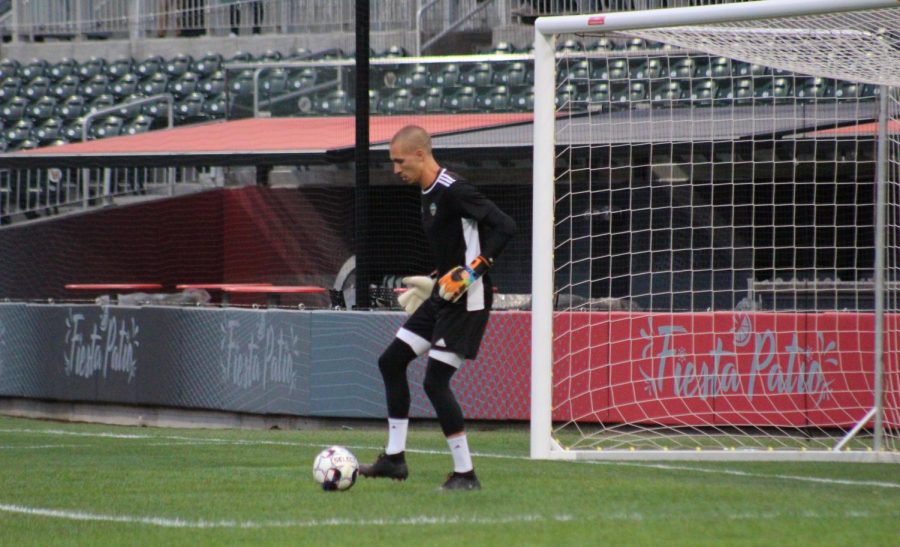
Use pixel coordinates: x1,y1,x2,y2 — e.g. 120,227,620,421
170,72,201,98
796,76,835,102
90,115,124,139
379,45,408,58
81,74,110,99
493,61,528,87
705,57,732,78
77,57,106,80
605,58,628,81
669,57,698,79
6,118,33,144
859,83,879,99
625,38,647,51
1,97,29,121
488,41,516,55
690,79,716,107
23,76,51,101
12,138,39,151
63,117,86,140
228,51,253,63
164,54,193,78
0,76,21,102
287,68,317,91
631,58,664,80
123,114,154,136
20,58,49,80
511,88,534,111
317,89,352,115
175,92,206,122
261,69,288,97
477,85,511,112
106,57,133,79
288,47,313,59
259,49,283,62
50,75,80,100
34,117,64,143
142,72,170,96
191,52,223,77
555,83,579,109
202,94,227,118
368,89,380,112
713,79,735,106
415,87,445,113
136,55,165,80
200,71,226,95
558,60,590,89
379,88,415,114
399,64,430,89
111,73,140,99
587,38,616,52
88,94,116,114
754,76,792,104
49,58,77,81
650,80,687,108
0,58,20,80
728,77,754,105
115,93,146,118
229,70,255,97
27,96,57,120
56,95,86,120
556,39,584,54
431,63,461,87
734,61,768,77
589,81,610,107
442,86,477,113
141,96,172,118
462,62,493,88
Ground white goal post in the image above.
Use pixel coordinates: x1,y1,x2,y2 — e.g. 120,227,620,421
531,0,900,462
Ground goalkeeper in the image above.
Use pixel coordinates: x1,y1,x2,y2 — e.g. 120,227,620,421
360,125,516,491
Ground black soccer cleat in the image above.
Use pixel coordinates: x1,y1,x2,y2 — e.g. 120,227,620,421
440,470,481,491
359,451,409,481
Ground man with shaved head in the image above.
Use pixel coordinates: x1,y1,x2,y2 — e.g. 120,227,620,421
359,125,516,491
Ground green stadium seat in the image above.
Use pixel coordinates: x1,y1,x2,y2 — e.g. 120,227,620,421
587,38,616,52
123,114,154,136
142,72,169,96
191,52,223,77
202,94,227,118
106,57,133,79
111,73,140,99
431,63,461,87
669,57,698,79
494,61,528,87
625,38,647,51
90,115,124,139
88,94,116,115
261,69,288,97
170,72,200,98
399,64,430,89
1,96,29,121
379,45,408,58
379,88,415,114
136,56,164,80
589,81,610,107
63,117,86,140
477,85,511,112
287,68,317,91
23,76,51,101
164,54,193,78
705,57,732,78
728,77,754,105
860,83,879,99
754,76,792,104
288,47,312,59
511,88,534,111
200,71,226,96
56,95,86,120
81,74,110,99
228,51,253,63
77,57,106,81
0,76,21,102
734,62,768,77
6,118,33,144
368,89,380,112
49,58,77,81
690,79,716,107
631,58,664,80
556,39,584,54
115,93,146,118
34,117,64,143
650,80,687,107
605,58,628,81
555,83,579,109
415,87,445,113
442,86,477,113
229,70,254,97
0,58,20,80
796,76,834,102
463,62,493,88
489,41,516,55
559,60,590,89
141,96,172,118
317,89,352,115
259,49,283,62
12,138,39,151
27,96,57,120
20,58,49,80
176,92,206,122
50,75,80,100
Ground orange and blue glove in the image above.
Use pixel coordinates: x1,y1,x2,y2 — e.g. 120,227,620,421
437,256,492,303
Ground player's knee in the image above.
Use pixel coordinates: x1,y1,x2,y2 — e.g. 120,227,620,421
423,359,454,401
378,338,416,379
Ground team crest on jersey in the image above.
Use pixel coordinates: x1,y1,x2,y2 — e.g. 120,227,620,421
429,202,437,216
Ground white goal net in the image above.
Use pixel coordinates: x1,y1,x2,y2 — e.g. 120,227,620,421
531,0,900,461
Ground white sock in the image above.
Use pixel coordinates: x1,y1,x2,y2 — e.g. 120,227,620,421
447,434,473,473
385,418,409,455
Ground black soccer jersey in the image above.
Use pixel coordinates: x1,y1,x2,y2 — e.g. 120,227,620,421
421,168,516,311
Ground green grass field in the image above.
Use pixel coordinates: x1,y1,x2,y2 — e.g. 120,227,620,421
0,415,897,546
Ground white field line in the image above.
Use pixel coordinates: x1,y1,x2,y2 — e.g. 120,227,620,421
1,427,899,490
0,502,897,529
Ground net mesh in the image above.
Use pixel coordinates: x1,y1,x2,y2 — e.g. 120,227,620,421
548,5,900,456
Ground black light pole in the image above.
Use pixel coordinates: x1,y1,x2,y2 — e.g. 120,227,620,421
354,0,371,309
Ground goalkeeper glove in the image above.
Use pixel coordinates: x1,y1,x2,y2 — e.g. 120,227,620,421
396,275,435,314
438,256,491,303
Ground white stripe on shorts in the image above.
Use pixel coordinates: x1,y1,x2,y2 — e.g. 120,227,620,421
397,327,431,356
428,348,464,368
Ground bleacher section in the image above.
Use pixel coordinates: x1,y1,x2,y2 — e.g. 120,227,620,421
0,38,880,153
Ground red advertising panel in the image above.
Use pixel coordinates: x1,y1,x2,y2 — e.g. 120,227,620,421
551,312,610,423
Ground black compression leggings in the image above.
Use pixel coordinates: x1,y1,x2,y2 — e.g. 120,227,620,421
377,338,465,436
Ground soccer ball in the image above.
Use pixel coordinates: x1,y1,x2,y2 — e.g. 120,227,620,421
312,445,359,491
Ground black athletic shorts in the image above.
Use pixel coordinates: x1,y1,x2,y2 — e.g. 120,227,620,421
401,295,491,360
